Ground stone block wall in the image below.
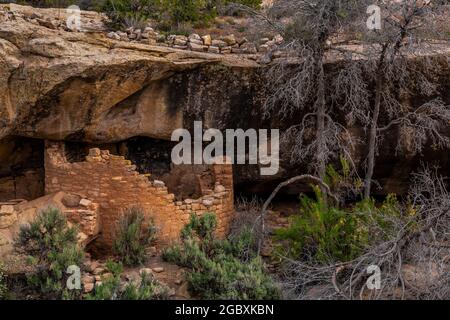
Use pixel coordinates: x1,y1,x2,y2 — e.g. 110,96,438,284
0,192,100,258
44,141,234,249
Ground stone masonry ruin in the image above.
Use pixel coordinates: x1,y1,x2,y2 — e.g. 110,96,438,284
44,141,235,250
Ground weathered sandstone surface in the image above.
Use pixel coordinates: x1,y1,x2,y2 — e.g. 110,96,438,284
0,3,449,201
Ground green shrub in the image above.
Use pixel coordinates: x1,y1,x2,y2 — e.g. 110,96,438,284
275,186,369,263
17,207,84,299
102,0,160,28
163,212,280,300
86,259,169,300
113,206,157,266
121,272,169,300
275,189,415,263
102,0,262,30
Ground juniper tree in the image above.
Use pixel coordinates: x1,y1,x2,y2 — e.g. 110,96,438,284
261,0,371,186
350,0,450,198
237,0,372,251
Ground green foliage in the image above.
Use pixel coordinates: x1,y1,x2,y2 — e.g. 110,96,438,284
163,212,280,300
162,0,215,26
324,156,363,195
275,188,416,264
102,0,262,29
0,263,7,300
86,259,169,300
85,260,123,300
121,272,169,300
17,207,84,299
275,187,368,263
103,0,160,28
113,206,157,266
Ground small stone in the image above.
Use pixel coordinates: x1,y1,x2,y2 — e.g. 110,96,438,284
189,38,203,46
202,199,213,207
153,180,165,188
174,279,183,285
79,199,92,207
273,34,284,45
221,34,237,46
214,185,226,193
173,38,187,46
259,37,270,45
156,34,166,43
220,46,232,54
258,44,270,53
184,199,193,204
188,33,201,41
208,46,220,54
107,32,120,40
0,205,15,215
30,13,43,20
202,34,212,46
116,31,128,40
92,267,105,275
188,42,204,52
85,261,98,272
62,194,81,208
152,267,164,273
88,148,101,157
83,282,94,293
139,268,153,276
212,40,228,48
37,18,57,29
175,35,188,41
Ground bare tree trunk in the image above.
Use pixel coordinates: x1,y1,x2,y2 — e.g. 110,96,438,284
364,76,382,199
316,59,327,188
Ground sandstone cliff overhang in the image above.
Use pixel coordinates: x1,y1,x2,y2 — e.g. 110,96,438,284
0,4,260,143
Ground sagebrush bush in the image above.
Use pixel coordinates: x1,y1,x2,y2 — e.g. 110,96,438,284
163,212,280,300
17,207,84,299
86,259,169,300
113,206,157,266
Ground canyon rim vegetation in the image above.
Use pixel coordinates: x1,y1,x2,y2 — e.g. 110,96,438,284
0,0,449,302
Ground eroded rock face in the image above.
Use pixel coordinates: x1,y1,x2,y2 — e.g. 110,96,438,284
0,4,259,144
0,4,449,198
